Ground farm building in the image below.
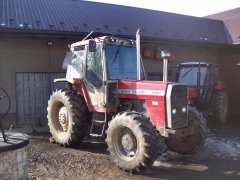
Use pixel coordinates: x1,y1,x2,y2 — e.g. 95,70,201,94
0,0,239,128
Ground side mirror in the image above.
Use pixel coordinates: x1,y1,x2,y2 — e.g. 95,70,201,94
89,40,96,52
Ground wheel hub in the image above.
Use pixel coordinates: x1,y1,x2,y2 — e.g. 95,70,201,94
121,129,137,157
58,106,68,132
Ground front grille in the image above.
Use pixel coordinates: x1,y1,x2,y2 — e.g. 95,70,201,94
171,106,188,128
166,84,188,129
171,85,187,106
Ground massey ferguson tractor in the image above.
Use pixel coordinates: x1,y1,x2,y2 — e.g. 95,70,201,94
177,62,228,124
47,31,206,172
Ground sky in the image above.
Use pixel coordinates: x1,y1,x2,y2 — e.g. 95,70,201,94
85,0,240,17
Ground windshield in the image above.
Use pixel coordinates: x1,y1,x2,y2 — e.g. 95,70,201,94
106,44,141,80
178,66,207,86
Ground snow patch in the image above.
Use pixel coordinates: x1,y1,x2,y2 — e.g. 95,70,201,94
198,134,240,160
156,133,240,164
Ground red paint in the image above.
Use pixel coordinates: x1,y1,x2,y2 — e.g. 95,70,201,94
80,79,168,128
118,80,168,128
145,100,166,127
187,87,198,99
118,80,166,100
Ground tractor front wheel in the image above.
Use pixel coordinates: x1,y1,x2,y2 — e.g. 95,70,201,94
106,112,158,172
165,106,206,154
47,90,88,146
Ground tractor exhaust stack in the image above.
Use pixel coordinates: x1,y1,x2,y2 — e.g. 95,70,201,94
136,29,141,80
161,50,171,82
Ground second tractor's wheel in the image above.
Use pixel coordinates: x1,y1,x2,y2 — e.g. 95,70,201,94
210,90,228,124
165,106,207,154
106,112,158,172
47,90,88,146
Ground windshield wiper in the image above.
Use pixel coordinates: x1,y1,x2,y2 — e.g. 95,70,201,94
110,42,123,65
180,66,195,79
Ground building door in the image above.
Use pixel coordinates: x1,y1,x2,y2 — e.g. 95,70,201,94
16,72,66,127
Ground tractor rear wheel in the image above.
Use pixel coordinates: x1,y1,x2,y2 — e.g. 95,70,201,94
165,106,206,154
106,112,158,172
47,90,88,146
209,90,228,124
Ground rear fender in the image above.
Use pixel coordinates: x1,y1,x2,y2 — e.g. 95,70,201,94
54,78,93,112
54,78,81,84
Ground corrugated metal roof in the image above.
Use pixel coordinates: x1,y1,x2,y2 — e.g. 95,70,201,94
206,7,240,44
0,0,230,44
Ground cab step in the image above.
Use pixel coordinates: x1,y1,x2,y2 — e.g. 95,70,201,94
90,112,107,137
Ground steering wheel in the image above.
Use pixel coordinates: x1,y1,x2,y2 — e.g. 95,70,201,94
0,87,11,120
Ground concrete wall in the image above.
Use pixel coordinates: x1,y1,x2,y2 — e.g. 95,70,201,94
0,37,70,123
0,35,219,125
217,47,240,116
142,44,218,81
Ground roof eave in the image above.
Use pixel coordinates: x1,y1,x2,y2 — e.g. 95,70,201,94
0,28,231,47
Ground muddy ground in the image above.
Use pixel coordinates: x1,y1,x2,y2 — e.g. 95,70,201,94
27,119,240,180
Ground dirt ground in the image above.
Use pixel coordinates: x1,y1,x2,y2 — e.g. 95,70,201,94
27,119,240,180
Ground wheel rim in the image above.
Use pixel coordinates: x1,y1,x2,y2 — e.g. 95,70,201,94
114,127,138,161
58,106,69,132
51,101,69,135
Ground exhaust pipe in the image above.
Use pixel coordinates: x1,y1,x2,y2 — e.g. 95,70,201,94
161,50,171,82
136,29,141,80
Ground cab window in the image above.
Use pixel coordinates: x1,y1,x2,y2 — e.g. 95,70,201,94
85,44,103,88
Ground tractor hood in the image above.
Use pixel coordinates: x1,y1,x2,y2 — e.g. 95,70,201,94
118,80,168,101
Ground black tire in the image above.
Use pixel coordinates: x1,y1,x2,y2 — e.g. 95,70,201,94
106,112,158,172
166,106,206,154
47,90,88,146
209,90,228,124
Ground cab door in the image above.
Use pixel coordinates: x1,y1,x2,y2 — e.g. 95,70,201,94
84,43,118,112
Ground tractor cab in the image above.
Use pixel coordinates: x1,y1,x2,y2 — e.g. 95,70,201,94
176,61,228,123
177,62,221,102
61,36,145,112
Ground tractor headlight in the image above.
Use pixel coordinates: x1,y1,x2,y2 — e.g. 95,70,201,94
172,108,177,115
182,106,187,113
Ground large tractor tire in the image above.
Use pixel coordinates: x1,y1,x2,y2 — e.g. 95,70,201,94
106,112,158,172
209,90,228,124
165,106,206,154
47,90,88,146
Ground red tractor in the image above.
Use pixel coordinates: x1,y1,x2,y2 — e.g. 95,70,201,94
47,31,206,172
177,62,228,124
